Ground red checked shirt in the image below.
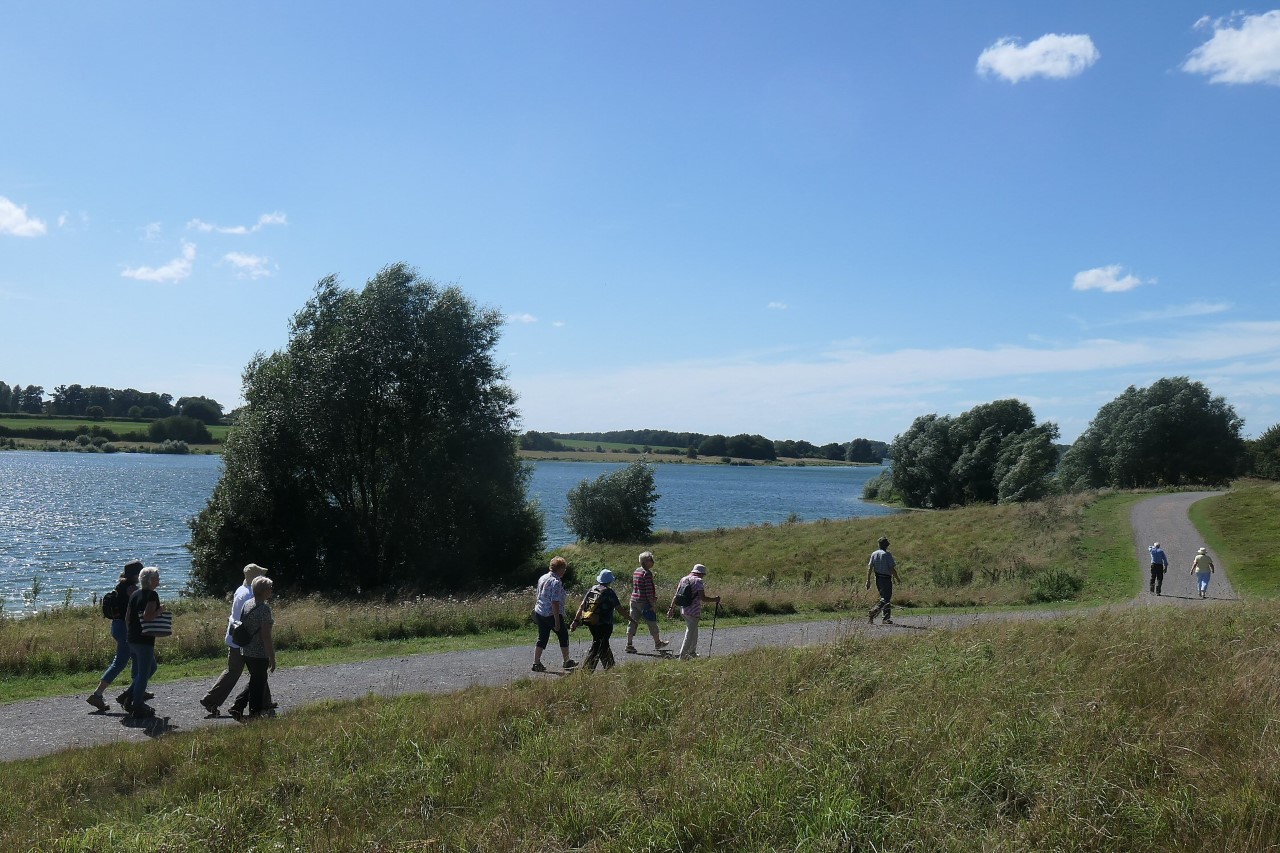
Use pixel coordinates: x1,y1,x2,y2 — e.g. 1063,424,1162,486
630,567,656,603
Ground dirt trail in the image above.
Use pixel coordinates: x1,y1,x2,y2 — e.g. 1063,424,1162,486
1,491,1228,763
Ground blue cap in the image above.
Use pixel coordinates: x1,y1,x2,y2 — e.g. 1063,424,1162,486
597,569,615,584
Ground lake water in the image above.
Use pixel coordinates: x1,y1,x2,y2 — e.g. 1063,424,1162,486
0,452,893,613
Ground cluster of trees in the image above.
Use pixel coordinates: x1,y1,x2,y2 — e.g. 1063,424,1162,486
870,377,1259,510
0,381,225,424
869,400,1060,509
188,264,543,597
537,429,888,463
1057,378,1244,491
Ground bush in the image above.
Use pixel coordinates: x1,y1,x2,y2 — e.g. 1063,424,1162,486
1030,566,1084,602
148,415,212,444
564,460,658,543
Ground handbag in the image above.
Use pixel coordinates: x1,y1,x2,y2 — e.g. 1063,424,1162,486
141,611,173,637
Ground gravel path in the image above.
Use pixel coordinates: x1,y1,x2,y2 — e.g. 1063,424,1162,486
1,491,1229,763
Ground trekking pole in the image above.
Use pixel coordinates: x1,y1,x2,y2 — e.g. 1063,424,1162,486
707,601,719,658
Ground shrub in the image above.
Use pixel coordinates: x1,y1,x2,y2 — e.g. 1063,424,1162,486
1030,566,1084,602
564,460,658,543
148,415,212,444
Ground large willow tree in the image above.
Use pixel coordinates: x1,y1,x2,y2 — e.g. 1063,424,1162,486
188,264,543,596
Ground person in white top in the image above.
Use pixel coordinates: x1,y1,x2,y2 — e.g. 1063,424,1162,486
200,563,274,716
531,556,577,672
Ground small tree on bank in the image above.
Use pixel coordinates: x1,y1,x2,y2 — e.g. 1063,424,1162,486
188,264,544,596
565,460,659,543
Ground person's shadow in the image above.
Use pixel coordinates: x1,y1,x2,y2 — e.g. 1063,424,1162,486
121,714,178,738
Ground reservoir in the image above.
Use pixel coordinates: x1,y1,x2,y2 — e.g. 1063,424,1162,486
0,452,893,613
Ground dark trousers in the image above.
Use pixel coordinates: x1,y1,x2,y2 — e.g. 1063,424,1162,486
1149,564,1166,594
204,646,272,709
534,612,569,650
233,656,271,715
583,623,616,671
869,573,894,620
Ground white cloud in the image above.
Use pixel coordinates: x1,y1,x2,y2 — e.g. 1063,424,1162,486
142,222,162,241
1183,11,1280,85
1072,265,1149,293
187,211,288,235
0,196,47,237
223,252,273,280
57,213,68,229
122,241,196,283
977,33,1099,83
507,313,538,324
552,320,566,328
768,301,788,310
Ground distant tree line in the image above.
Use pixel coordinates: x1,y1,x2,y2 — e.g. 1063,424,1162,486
0,381,225,424
535,429,888,463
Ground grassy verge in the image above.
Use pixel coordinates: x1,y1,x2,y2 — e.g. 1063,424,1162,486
1190,479,1280,598
6,601,1280,850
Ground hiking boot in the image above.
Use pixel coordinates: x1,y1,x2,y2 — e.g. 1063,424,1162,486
882,617,894,625
200,698,220,716
130,705,156,720
531,662,547,673
624,645,638,654
116,692,133,712
228,707,244,721
86,693,109,712
655,639,670,650
563,659,578,669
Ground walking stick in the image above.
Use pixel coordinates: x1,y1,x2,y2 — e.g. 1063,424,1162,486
707,600,719,658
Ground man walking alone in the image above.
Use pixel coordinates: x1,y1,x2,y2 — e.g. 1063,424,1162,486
1148,542,1169,595
866,537,901,625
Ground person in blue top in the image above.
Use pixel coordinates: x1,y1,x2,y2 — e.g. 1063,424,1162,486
1148,542,1170,595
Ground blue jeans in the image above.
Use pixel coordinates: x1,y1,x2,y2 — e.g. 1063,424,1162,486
100,619,135,685
128,642,158,708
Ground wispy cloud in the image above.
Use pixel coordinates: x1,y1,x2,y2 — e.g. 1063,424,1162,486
511,320,1280,442
1072,265,1150,293
142,222,162,241
1184,11,1280,85
977,33,1099,83
187,211,288,235
768,301,788,310
122,241,196,283
507,313,538,324
223,252,273,280
0,195,47,237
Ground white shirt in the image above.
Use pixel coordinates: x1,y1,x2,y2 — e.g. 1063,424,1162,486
225,582,255,648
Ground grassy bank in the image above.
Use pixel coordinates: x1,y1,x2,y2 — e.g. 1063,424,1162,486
1190,478,1280,598
6,601,1280,850
0,491,1145,701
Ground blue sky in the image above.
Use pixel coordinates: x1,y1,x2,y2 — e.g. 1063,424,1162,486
3,3,1278,445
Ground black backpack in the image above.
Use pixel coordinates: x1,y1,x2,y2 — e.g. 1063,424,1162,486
230,608,258,646
673,577,696,607
100,581,128,620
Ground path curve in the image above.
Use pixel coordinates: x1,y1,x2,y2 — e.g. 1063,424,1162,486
1,491,1229,763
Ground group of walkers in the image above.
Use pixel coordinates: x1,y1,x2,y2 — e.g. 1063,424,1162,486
86,560,278,722
531,551,721,672
1148,542,1217,598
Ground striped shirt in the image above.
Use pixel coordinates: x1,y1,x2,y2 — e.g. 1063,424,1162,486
630,566,657,603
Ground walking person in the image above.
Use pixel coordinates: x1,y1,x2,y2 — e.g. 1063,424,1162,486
866,537,901,625
624,551,670,655
667,563,720,661
229,576,277,721
85,559,144,712
1191,547,1216,599
201,563,273,716
531,556,577,673
570,569,630,671
124,567,166,719
1148,542,1169,595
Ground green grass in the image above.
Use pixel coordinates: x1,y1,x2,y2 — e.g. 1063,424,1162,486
0,490,1149,704
1190,479,1280,598
6,601,1280,850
